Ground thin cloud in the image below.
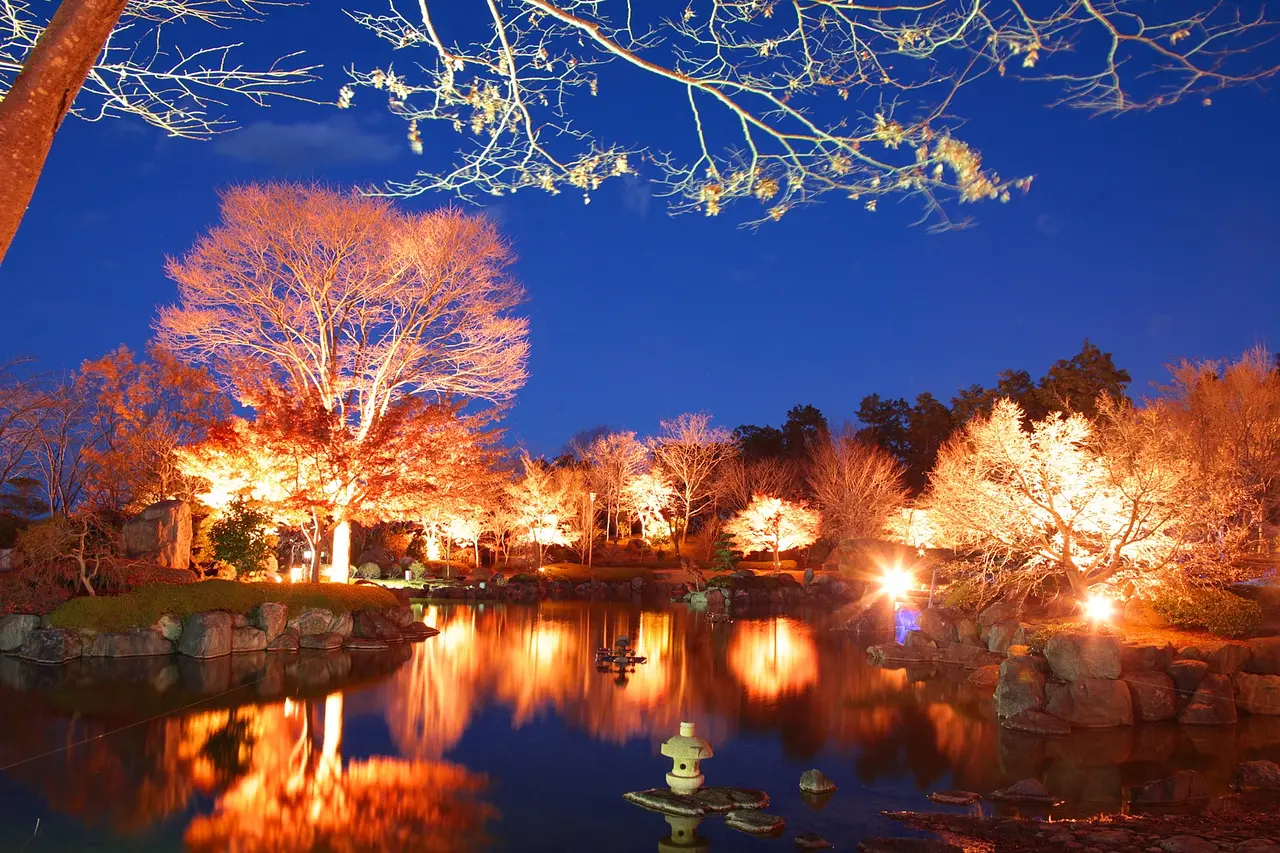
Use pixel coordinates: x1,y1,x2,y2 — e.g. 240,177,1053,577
215,115,401,168
620,175,652,218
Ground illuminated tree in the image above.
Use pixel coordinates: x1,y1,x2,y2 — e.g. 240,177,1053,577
809,426,908,541
157,183,529,581
343,1,1277,228
506,453,578,566
0,359,41,495
719,457,801,511
584,431,648,541
724,495,820,568
925,399,1211,599
622,470,676,544
0,0,316,262
649,413,735,553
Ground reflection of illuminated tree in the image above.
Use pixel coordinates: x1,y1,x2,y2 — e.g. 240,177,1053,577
186,694,495,852
727,619,818,701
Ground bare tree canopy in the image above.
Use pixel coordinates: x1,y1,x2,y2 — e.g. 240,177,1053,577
344,0,1279,227
808,425,907,541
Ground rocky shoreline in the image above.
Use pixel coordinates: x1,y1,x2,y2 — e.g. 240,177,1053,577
0,597,437,667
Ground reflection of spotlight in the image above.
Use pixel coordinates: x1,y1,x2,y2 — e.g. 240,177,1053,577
879,566,913,602
1084,592,1114,625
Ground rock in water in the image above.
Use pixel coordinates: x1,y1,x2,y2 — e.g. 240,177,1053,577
724,810,784,836
266,629,299,653
83,629,173,658
231,626,267,653
623,789,706,817
401,622,440,641
967,664,1000,689
795,832,834,850
327,610,354,637
1234,672,1280,715
287,607,334,637
0,614,41,652
1000,709,1071,736
121,499,192,568
17,628,83,663
928,790,981,805
995,656,1046,718
1129,770,1208,805
1178,674,1237,725
179,611,232,659
799,769,837,794
989,778,1056,804
691,788,769,812
1044,676,1133,727
1044,633,1122,681
1122,671,1177,721
344,636,389,651
299,632,343,650
1246,637,1280,675
1235,759,1280,790
252,602,287,643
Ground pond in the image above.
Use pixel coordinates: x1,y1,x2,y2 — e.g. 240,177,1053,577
2,602,1279,851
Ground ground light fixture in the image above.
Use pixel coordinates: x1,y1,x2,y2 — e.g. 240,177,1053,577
879,566,914,603
1084,592,1115,626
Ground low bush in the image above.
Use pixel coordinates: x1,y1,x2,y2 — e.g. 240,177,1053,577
354,562,383,580
47,579,398,632
1153,588,1263,639
0,563,75,616
508,572,541,584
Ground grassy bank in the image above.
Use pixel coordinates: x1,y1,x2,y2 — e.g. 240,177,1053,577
48,580,398,633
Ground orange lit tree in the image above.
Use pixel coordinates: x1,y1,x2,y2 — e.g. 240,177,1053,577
649,413,735,555
724,495,821,569
925,398,1225,599
584,431,648,541
157,183,529,581
506,453,578,566
808,425,908,542
622,469,676,544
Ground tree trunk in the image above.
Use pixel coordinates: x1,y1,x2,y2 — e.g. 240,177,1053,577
473,540,480,571
0,0,130,262
331,518,351,583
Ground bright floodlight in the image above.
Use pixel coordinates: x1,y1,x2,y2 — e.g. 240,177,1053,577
880,566,913,601
1084,592,1114,624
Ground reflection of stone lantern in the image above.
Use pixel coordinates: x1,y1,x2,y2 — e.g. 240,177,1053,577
658,814,709,853
661,722,713,794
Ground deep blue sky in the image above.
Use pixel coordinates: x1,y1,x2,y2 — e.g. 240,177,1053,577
2,3,1278,455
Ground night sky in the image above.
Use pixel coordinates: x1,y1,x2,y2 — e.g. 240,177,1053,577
2,3,1278,454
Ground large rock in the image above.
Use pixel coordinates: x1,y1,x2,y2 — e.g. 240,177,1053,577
1045,633,1122,681
986,621,1025,654
1234,672,1280,715
0,614,40,652
919,608,959,643
903,630,939,655
179,611,232,659
724,810,784,835
989,778,1056,804
1044,677,1133,727
252,602,287,643
231,626,267,653
354,609,402,642
1179,674,1238,725
1122,672,1177,722
1121,643,1176,673
1235,759,1280,790
327,611,354,637
1167,659,1211,700
17,628,82,663
121,499,192,569
1207,642,1252,675
799,769,837,794
83,629,173,658
299,632,343,650
153,614,182,642
401,622,440,641
867,643,931,665
978,600,1019,627
266,629,299,653
995,656,1046,718
288,607,334,637
1129,770,1208,805
388,605,415,629
968,664,1001,689
1246,637,1280,675
1000,709,1071,736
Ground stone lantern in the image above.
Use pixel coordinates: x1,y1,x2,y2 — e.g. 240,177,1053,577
661,721,713,794
658,814,709,852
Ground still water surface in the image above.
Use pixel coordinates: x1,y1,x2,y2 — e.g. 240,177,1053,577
2,602,1279,851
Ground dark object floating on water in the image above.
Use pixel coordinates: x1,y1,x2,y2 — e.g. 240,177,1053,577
795,832,835,850
928,790,981,806
987,778,1061,806
725,809,785,836
596,635,648,667
624,787,770,817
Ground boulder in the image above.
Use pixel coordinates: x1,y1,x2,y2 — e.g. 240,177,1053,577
1121,643,1176,673
1044,633,1122,681
1179,674,1238,725
940,643,1004,669
978,600,1019,627
252,602,287,643
903,630,939,655
795,832,835,850
266,629,299,653
1235,759,1280,791
328,611,354,637
724,811,784,835
995,656,1046,718
231,626,267,653
232,613,249,628
866,643,930,665
1246,637,1280,675
1129,770,1208,805
353,609,402,642
989,778,1056,804
83,629,173,658
388,605,415,629
287,607,334,637
1045,676,1133,727
401,622,440,641
17,628,82,663
344,636,389,651
799,769,837,794
956,619,981,646
1207,642,1252,675
121,499,192,569
153,614,182,642
928,790,981,805
968,664,1001,689
299,632,344,650
1000,709,1071,736
0,614,41,652
178,611,232,659
1121,671,1177,722
919,608,959,643
1234,672,1280,715
1167,659,1211,700
986,621,1026,654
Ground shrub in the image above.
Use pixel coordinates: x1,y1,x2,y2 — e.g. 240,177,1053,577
355,561,383,580
508,572,541,584
0,563,75,615
941,575,999,614
407,561,427,581
208,500,274,577
15,516,75,564
706,574,735,590
47,579,398,632
1153,588,1263,639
